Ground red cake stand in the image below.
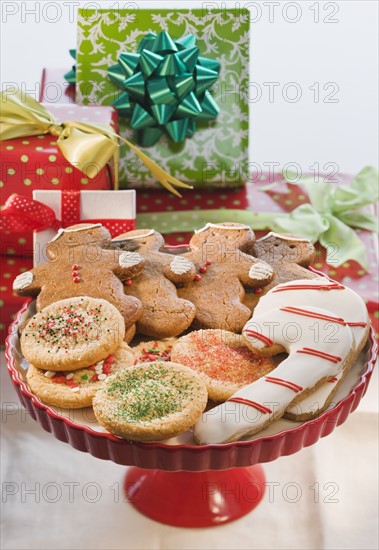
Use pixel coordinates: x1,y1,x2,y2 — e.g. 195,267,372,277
6,301,377,528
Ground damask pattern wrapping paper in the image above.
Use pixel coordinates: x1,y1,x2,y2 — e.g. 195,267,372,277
76,9,250,188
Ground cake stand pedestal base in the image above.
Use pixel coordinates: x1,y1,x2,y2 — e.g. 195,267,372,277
124,464,266,527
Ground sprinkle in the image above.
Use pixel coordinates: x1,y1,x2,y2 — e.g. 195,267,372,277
73,276,80,283
254,288,263,294
92,374,99,381
205,260,211,266
199,266,207,273
72,264,79,270
97,373,107,381
66,373,74,380
44,370,56,378
194,274,202,281
71,387,80,392
124,279,133,286
72,271,79,277
81,374,89,380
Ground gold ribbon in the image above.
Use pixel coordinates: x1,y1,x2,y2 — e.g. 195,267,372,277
0,90,192,196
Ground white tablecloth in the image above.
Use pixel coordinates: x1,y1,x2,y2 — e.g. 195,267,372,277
1,351,378,550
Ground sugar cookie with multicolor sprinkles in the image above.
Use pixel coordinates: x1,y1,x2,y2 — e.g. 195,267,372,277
26,343,135,409
171,329,276,402
21,297,125,371
93,361,208,442
131,338,177,364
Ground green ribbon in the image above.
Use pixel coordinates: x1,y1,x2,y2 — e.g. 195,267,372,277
108,31,220,146
137,166,378,269
64,49,76,84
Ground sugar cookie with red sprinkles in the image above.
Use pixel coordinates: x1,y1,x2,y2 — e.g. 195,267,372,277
171,330,276,402
21,297,125,371
26,343,135,409
93,361,208,442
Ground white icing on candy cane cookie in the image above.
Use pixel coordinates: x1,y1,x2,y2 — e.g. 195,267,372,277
254,279,369,419
13,271,34,290
194,304,354,444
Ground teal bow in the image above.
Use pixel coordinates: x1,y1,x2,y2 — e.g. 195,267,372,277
64,49,76,84
108,31,220,146
271,166,378,269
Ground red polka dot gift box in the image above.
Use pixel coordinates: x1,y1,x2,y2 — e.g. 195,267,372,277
0,102,118,257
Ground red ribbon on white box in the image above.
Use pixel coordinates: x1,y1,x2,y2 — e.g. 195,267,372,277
0,191,136,237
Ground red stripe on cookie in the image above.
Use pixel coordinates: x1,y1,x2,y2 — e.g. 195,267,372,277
273,282,344,292
265,376,303,393
346,322,367,328
228,397,272,414
296,347,342,364
280,306,346,325
243,330,273,346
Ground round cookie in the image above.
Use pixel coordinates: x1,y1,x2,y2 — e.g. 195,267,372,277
26,343,135,409
93,361,208,442
171,330,276,402
21,297,125,371
131,338,177,363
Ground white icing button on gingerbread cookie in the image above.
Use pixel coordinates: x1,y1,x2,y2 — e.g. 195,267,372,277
170,256,192,275
248,262,273,280
119,252,143,268
13,271,34,290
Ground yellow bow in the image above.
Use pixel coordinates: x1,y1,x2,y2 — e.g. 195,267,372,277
0,90,192,196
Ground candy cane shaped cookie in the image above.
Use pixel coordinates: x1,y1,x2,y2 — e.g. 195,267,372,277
253,279,370,420
194,305,354,444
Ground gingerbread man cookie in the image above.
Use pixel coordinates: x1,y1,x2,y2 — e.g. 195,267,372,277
177,223,274,333
13,224,145,331
243,231,320,311
110,229,196,339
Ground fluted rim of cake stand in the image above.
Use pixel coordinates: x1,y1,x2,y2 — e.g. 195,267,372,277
5,299,377,471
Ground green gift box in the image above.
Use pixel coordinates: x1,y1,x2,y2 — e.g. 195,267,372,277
76,8,250,189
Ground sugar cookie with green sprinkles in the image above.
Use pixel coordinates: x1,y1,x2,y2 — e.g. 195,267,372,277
21,297,125,371
26,343,135,409
93,361,208,442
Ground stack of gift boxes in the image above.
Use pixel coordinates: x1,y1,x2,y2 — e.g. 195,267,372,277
1,7,378,343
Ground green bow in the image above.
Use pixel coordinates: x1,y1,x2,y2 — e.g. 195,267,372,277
64,49,76,84
137,166,378,269
272,166,378,269
108,31,220,146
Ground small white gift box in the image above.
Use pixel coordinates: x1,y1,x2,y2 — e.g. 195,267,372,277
33,190,136,266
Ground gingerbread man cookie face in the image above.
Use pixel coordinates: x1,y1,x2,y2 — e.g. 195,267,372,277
110,229,196,339
177,223,274,333
243,232,320,312
13,224,145,330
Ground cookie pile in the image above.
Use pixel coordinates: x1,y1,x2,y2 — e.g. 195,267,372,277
14,222,369,443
